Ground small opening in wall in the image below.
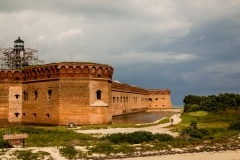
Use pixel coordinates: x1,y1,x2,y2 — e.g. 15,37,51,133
33,113,36,117
14,113,19,117
113,97,115,103
96,90,101,100
150,105,151,107
123,97,125,103
34,76,37,79
117,97,119,103
46,114,50,118
162,105,165,107
149,98,152,102
34,91,38,101
156,98,158,100
23,91,28,101
97,74,101,78
23,113,25,116
15,94,20,99
47,75,50,78
156,105,158,107
48,89,52,100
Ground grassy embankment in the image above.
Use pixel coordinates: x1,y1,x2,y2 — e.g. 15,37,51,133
0,109,239,159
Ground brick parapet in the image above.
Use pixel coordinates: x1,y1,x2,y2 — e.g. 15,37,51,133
149,89,171,95
0,62,114,82
112,82,149,95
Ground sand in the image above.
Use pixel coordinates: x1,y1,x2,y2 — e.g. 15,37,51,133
2,113,240,159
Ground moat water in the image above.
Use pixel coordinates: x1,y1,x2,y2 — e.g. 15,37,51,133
112,111,176,124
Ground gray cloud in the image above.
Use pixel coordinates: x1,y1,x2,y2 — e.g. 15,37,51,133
1,0,240,104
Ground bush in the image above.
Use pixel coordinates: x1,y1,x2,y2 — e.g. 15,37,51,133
103,131,174,144
91,142,116,155
180,121,210,139
59,145,79,160
229,120,240,130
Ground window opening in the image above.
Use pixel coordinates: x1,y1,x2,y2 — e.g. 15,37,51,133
14,113,19,117
23,91,28,101
33,113,36,117
117,97,119,103
34,90,38,101
149,98,152,102
156,105,158,107
23,113,25,116
15,94,20,99
113,97,115,103
96,90,101,100
120,97,122,103
123,97,125,103
156,98,158,100
46,114,50,118
48,89,52,100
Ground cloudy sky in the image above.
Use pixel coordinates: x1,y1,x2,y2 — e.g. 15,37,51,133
0,0,240,104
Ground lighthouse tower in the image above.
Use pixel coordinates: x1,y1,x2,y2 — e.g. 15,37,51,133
13,37,24,69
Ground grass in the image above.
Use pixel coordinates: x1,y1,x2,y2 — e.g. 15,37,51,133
1,109,240,159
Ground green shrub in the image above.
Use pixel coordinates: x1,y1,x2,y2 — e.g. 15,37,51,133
103,131,174,144
229,120,240,130
180,121,210,139
91,142,116,155
59,145,79,160
12,150,52,160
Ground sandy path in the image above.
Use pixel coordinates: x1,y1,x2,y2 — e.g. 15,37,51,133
77,113,182,136
113,149,240,160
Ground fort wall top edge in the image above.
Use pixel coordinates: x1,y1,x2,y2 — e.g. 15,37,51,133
149,89,171,95
112,82,149,95
0,62,114,82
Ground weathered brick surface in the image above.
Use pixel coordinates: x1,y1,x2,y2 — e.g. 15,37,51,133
22,80,60,125
0,62,172,126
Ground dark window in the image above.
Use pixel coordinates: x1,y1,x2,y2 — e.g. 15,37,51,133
46,114,50,118
117,97,119,103
15,94,20,99
113,97,115,103
48,89,52,100
149,98,152,101
23,91,28,101
156,98,158,100
14,113,19,117
123,97,125,102
96,90,101,100
33,113,36,117
156,105,158,107
23,113,25,116
34,91,38,101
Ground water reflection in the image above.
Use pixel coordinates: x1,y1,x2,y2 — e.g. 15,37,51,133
112,111,175,124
